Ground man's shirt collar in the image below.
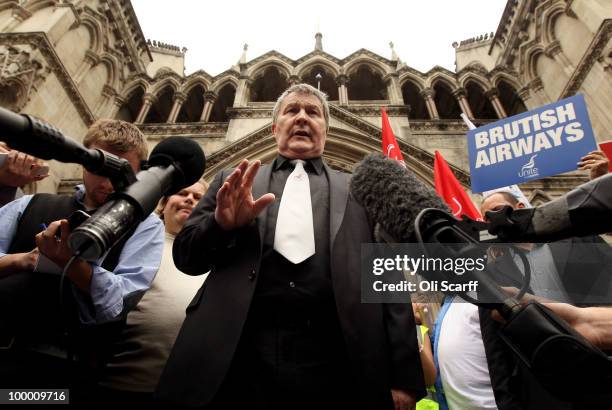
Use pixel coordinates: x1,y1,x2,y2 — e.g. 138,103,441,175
273,154,324,175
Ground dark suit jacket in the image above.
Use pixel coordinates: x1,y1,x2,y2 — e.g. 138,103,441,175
156,162,425,408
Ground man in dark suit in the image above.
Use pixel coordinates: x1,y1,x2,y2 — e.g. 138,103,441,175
156,83,425,409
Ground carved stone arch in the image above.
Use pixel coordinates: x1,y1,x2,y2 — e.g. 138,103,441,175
177,82,206,123
399,73,426,90
546,3,591,66
425,72,458,89
144,84,175,123
79,16,104,55
249,64,290,102
430,77,462,119
491,71,523,92
458,73,492,91
209,83,237,122
463,78,497,119
400,79,428,119
541,3,569,44
343,57,388,78
149,77,180,95
99,54,119,90
210,77,239,95
299,63,339,100
120,78,150,100
346,63,388,101
496,78,527,116
521,45,545,82
115,82,146,122
248,59,292,81
296,57,340,79
180,77,209,95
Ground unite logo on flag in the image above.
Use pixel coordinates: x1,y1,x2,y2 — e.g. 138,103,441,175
518,154,539,178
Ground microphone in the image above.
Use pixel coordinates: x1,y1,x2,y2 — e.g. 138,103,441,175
69,137,206,261
351,153,515,307
487,173,612,242
350,153,449,242
0,106,136,187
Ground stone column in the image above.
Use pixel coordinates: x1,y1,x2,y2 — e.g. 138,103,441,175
545,40,575,78
200,91,218,122
234,75,251,107
335,75,349,106
108,95,125,119
94,84,117,118
517,86,537,110
485,88,507,119
135,93,156,123
452,87,474,120
383,73,403,105
167,92,187,123
420,88,439,120
74,50,101,83
529,77,549,105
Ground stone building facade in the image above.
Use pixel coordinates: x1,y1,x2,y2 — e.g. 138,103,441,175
0,0,610,205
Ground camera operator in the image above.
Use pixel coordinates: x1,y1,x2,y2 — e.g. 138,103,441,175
0,120,164,399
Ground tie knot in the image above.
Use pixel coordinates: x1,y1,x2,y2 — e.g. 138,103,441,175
290,159,306,170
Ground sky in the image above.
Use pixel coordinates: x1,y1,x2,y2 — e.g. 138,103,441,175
131,0,508,76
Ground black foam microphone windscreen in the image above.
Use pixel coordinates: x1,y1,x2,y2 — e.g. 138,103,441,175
149,136,206,194
350,153,448,242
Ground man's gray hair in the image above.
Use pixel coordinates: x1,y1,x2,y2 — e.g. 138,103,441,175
272,83,330,130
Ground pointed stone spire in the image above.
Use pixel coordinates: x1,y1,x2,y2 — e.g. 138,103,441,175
315,24,323,52
389,41,399,61
239,43,248,64
389,41,404,68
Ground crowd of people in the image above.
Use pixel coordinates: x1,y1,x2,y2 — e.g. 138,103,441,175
0,83,610,409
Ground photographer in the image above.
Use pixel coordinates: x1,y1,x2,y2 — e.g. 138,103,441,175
0,120,164,396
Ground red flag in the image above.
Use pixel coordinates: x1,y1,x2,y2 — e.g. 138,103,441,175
381,108,405,165
434,150,482,221
599,141,612,172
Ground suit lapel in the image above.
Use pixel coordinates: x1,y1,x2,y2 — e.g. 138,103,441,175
252,163,272,250
324,162,349,254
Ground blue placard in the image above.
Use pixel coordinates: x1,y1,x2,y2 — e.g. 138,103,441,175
468,94,597,193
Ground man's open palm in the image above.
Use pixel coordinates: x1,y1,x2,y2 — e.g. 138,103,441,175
215,159,275,231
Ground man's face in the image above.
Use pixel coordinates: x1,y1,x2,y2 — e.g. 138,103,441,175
481,193,525,222
82,143,141,209
272,92,327,159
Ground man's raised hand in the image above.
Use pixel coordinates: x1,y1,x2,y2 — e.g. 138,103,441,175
214,159,275,231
